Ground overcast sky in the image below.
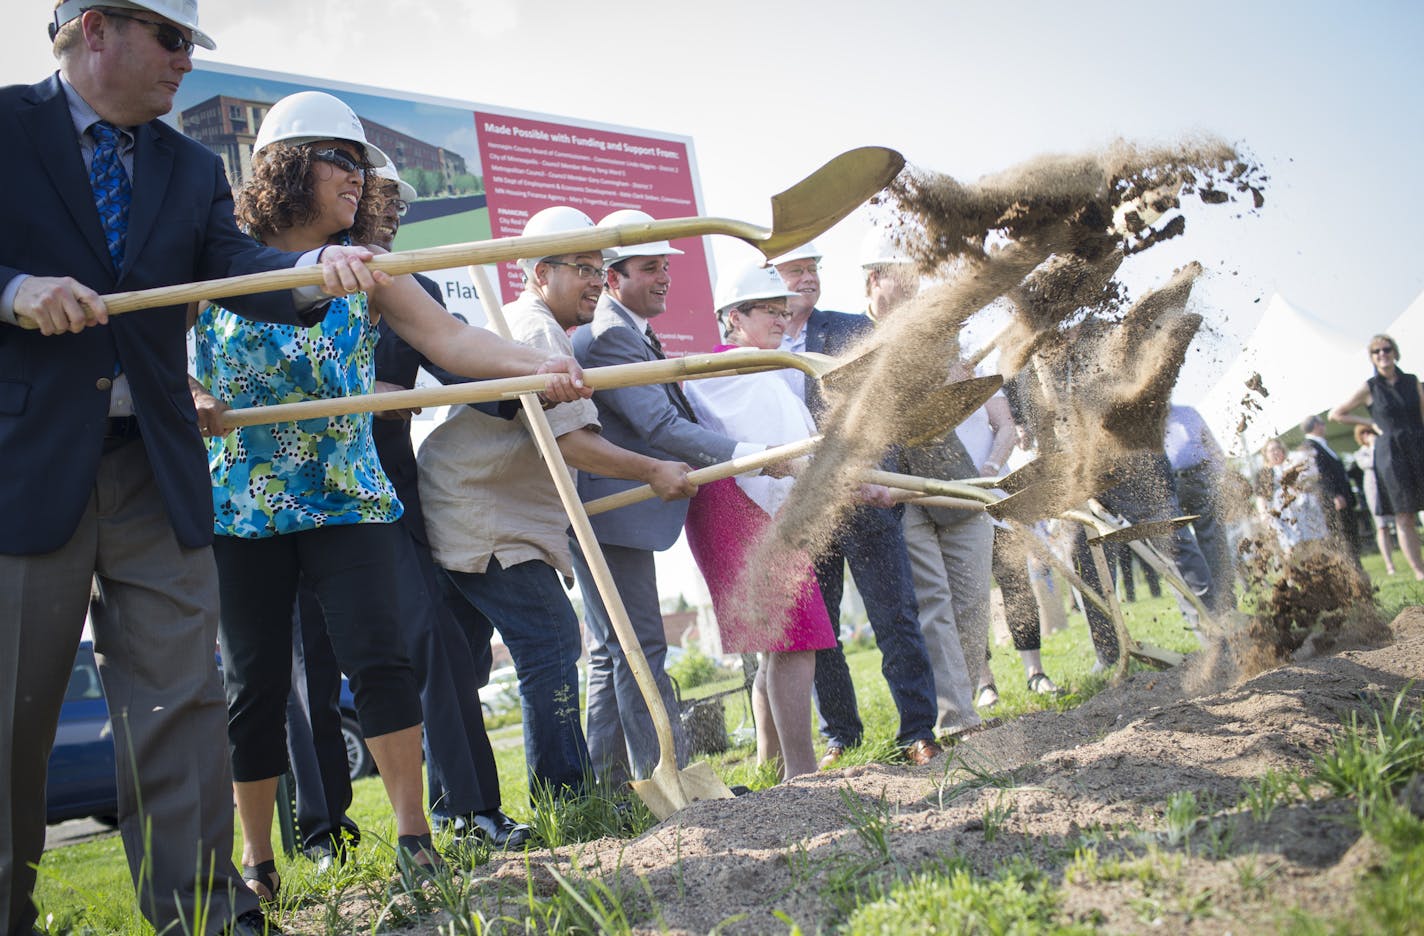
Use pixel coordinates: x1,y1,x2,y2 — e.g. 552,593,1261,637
8,0,1421,603
7,1,1421,376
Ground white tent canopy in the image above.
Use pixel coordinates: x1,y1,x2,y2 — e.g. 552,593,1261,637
1192,292,1362,456
1382,287,1424,367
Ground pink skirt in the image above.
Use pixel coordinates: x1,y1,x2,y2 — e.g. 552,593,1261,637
685,478,835,653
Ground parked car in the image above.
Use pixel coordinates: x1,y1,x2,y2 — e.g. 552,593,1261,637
46,641,118,825
46,643,372,827
478,665,521,718
337,680,373,780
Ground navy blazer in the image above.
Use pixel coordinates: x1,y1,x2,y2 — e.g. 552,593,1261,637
1306,438,1356,509
572,296,737,552
801,306,875,420
0,75,313,554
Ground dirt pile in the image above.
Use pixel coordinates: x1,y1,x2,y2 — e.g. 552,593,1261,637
357,607,1421,935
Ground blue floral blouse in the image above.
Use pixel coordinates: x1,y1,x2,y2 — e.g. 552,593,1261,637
194,292,403,538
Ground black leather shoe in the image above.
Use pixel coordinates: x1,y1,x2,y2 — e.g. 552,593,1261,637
227,908,284,935
458,810,533,849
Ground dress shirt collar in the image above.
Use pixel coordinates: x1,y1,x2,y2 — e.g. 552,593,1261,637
1306,433,1339,459
606,294,652,335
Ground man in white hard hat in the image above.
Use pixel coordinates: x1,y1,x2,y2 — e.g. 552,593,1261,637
571,209,783,784
860,226,922,321
860,226,1000,737
769,240,943,768
0,4,398,934
421,206,697,798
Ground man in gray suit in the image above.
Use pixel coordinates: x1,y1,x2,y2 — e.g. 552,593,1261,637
571,210,778,785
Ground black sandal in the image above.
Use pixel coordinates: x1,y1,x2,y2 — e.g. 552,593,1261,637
396,833,445,878
241,858,280,903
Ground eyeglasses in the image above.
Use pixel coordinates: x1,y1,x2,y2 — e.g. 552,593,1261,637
100,9,195,55
309,147,366,180
740,302,793,320
778,262,819,277
1370,346,1396,356
543,260,607,283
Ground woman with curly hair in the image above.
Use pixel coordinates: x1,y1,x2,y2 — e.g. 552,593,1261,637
188,92,586,894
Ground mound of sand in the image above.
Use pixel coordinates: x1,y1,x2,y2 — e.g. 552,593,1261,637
312,607,1420,935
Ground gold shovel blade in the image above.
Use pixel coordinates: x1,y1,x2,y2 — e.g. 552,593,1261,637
760,147,907,259
630,761,735,822
900,375,1005,446
1086,515,1200,546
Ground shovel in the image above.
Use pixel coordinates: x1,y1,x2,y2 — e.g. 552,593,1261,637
19,147,903,327
581,374,1003,516
1085,515,1199,546
218,348,852,428
468,265,731,821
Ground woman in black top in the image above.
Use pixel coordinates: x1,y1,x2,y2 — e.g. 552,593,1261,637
1331,333,1424,579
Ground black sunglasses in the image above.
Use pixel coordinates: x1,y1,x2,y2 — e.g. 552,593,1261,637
309,147,367,179
100,9,195,55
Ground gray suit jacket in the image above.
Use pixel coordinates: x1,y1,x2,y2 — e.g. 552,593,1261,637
571,296,737,551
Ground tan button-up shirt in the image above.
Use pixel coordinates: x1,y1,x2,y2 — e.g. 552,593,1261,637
417,292,599,576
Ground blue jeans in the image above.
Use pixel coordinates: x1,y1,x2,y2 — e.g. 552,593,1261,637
440,558,590,798
812,504,938,747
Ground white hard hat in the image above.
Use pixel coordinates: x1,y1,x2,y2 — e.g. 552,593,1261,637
714,260,798,314
252,91,389,167
859,226,914,267
518,206,616,269
371,164,416,204
598,209,684,263
766,240,822,267
51,0,215,49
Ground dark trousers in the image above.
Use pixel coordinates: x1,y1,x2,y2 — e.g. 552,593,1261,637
442,558,591,800
812,504,938,747
991,526,1045,653
214,523,422,781
286,587,358,854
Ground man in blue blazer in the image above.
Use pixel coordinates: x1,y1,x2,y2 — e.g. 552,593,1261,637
0,5,383,934
771,243,941,768
570,219,765,785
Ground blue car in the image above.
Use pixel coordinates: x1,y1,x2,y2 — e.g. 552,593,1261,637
45,641,119,826
46,643,370,826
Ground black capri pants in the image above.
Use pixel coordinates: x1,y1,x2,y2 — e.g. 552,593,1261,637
214,522,423,782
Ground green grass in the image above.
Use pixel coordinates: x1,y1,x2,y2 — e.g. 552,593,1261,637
30,559,1423,934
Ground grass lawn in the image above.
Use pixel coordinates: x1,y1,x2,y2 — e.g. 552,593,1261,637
30,552,1423,934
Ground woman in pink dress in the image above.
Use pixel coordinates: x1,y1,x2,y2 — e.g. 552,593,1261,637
684,261,837,779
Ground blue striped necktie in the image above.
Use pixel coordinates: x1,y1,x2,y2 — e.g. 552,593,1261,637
89,121,132,271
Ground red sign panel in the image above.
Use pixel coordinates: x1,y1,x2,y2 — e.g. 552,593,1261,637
475,111,718,354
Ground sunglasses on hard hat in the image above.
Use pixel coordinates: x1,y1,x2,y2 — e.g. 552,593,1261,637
100,9,195,55
308,147,366,179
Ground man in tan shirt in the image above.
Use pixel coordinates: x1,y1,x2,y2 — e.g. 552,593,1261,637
418,206,694,798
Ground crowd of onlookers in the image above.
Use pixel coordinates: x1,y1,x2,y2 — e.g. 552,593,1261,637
1245,337,1424,580
6,6,1419,934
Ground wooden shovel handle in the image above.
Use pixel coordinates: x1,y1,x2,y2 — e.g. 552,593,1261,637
468,266,690,794
218,353,787,428
583,435,823,516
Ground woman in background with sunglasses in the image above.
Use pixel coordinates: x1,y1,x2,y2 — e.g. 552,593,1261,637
189,91,586,897
1331,333,1424,579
